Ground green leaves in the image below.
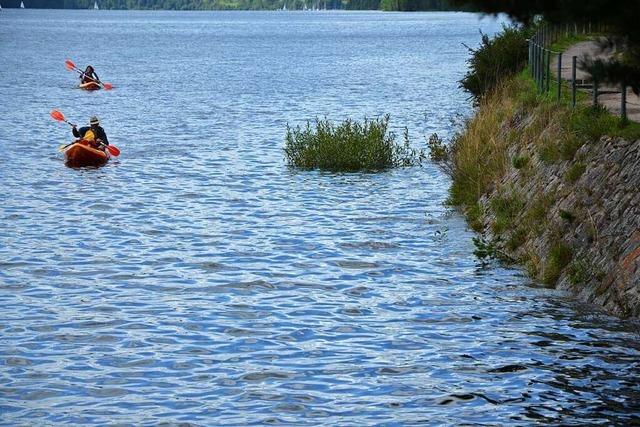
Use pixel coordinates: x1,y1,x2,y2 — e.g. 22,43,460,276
284,115,423,172
460,25,531,102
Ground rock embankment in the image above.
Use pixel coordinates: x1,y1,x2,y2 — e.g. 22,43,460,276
442,74,640,318
480,133,640,317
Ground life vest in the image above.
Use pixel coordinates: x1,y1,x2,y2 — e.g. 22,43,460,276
83,129,95,141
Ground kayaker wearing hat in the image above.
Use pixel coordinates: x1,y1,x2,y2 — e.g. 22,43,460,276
80,65,100,85
72,116,109,150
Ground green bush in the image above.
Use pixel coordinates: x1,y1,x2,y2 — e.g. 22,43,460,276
565,162,586,183
506,227,527,251
427,133,449,163
568,258,591,286
543,241,573,285
466,202,484,232
460,25,532,102
559,209,575,222
512,155,529,169
559,135,583,161
490,192,525,234
284,116,423,172
538,140,560,164
569,105,617,143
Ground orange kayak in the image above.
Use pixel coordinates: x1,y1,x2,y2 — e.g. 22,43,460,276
64,140,110,167
79,81,101,91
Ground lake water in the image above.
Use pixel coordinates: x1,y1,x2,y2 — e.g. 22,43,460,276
1,9,639,426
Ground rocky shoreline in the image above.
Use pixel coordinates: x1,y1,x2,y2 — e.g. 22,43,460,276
478,133,640,317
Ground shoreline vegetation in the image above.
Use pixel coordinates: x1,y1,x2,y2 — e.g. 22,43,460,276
6,0,475,11
430,25,640,316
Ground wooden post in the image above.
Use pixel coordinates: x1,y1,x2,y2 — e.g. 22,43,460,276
529,40,533,78
572,56,577,108
593,78,598,106
546,50,551,93
557,52,562,101
621,82,627,120
538,45,543,92
533,40,538,89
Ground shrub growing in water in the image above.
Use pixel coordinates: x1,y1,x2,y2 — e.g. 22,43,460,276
284,115,423,172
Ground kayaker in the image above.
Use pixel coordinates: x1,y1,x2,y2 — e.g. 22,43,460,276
80,65,100,84
72,116,109,149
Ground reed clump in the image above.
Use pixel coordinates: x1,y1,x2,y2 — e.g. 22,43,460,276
284,115,424,172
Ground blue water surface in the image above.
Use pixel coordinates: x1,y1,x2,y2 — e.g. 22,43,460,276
0,9,639,426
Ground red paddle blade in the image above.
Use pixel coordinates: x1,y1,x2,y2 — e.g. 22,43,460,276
50,110,65,121
103,83,113,90
65,59,76,70
107,145,120,156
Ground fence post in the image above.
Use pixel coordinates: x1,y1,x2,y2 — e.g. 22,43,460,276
528,39,531,75
529,39,533,76
557,52,562,101
532,40,536,83
546,50,551,93
572,55,577,108
621,82,627,121
538,45,543,91
593,78,598,107
538,46,543,92
534,43,540,90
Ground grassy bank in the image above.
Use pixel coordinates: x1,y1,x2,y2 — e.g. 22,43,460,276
448,70,640,220
432,69,640,284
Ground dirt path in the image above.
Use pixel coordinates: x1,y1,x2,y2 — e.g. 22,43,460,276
552,40,640,122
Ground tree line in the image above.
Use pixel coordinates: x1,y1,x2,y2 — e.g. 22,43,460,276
5,0,467,10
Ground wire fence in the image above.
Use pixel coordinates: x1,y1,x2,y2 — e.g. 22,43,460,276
528,23,628,120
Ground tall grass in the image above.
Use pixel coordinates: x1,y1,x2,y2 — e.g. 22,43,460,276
432,70,640,216
284,115,423,172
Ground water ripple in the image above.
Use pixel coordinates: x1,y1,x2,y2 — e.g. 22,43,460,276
1,9,639,427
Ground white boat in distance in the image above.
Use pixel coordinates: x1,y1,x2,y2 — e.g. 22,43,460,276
93,1,98,9
20,0,24,8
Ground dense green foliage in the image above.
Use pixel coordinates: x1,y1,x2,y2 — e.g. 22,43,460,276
379,0,455,12
453,0,640,94
11,0,461,10
284,116,423,172
459,25,531,102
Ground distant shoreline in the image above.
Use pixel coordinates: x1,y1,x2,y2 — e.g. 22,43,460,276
1,0,473,12
1,7,470,11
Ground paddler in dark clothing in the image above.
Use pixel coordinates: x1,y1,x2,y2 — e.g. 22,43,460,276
72,116,109,150
80,65,100,84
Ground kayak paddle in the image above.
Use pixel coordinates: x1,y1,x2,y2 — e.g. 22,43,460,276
50,110,120,156
65,59,113,90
